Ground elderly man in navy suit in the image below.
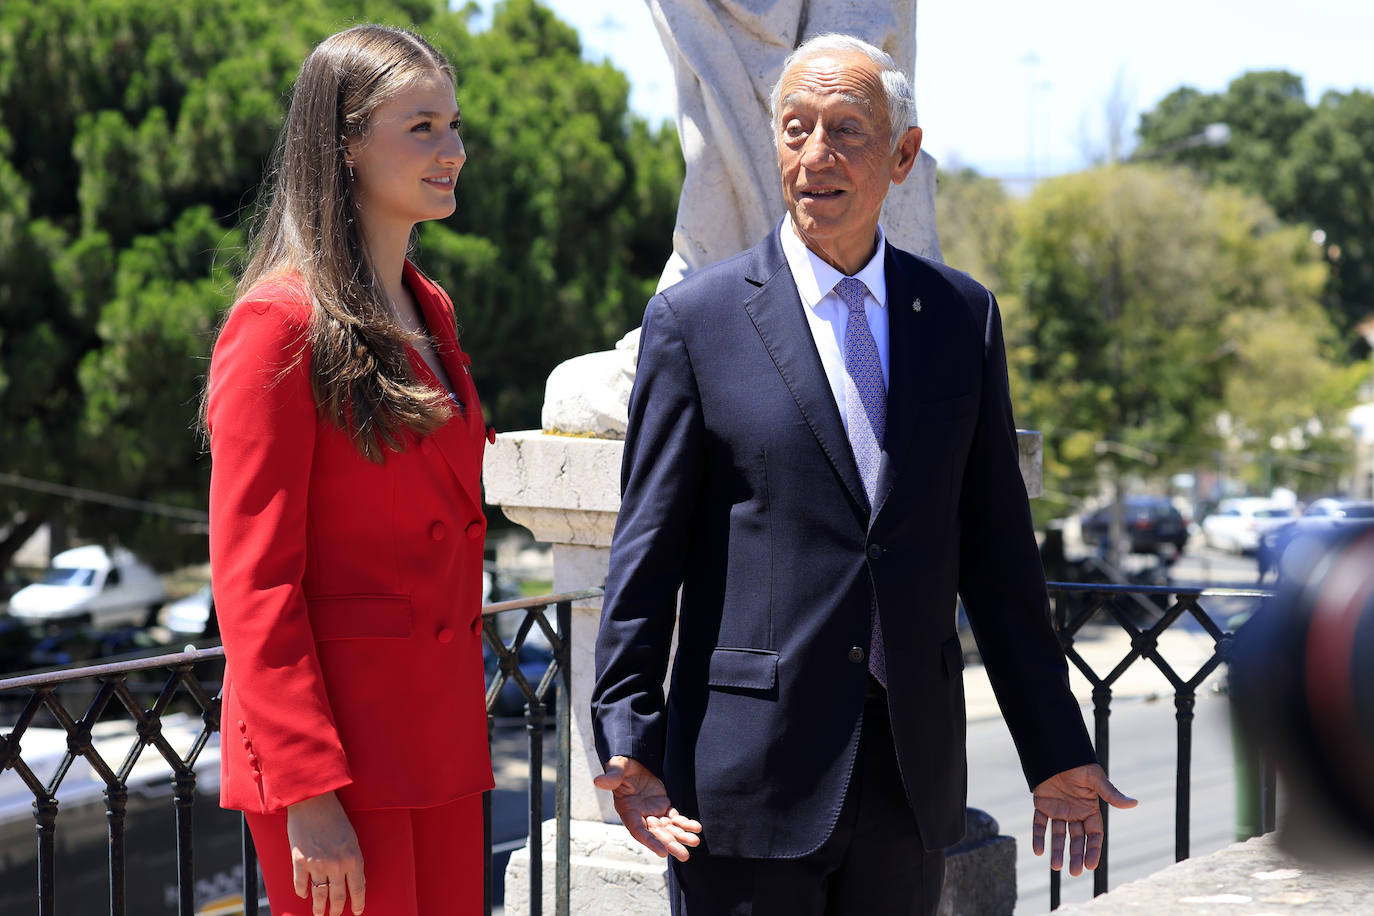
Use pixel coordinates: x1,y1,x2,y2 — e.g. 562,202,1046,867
590,33,1135,915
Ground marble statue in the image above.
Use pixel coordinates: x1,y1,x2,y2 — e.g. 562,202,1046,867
542,0,942,436
645,0,940,289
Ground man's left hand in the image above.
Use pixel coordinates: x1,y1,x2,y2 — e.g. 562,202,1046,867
1032,764,1137,876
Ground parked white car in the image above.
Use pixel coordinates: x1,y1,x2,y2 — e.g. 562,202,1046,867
1201,498,1296,554
163,584,214,637
7,545,167,628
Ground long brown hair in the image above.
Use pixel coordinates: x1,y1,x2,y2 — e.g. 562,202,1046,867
227,24,457,461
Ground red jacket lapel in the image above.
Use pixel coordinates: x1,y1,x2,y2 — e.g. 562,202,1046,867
404,260,485,511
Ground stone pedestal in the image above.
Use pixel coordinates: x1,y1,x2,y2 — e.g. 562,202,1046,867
939,809,1017,916
484,427,1041,915
485,432,624,825
504,798,1017,916
503,819,668,916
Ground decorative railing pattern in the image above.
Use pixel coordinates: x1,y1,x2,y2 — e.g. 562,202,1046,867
0,589,599,916
1044,581,1275,910
3,581,1274,914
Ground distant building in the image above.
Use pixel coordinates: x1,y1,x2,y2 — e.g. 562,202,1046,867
1347,318,1374,501
1347,402,1374,500
9,522,49,569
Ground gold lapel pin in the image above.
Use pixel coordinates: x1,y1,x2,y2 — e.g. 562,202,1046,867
912,298,923,312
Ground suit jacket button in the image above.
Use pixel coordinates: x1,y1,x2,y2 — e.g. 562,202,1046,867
848,646,865,664
430,521,446,541
242,737,251,750
465,521,483,540
237,720,247,733
251,771,262,783
437,627,455,644
867,544,883,560
486,426,497,444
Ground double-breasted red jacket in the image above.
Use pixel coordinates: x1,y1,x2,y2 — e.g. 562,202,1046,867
207,261,492,814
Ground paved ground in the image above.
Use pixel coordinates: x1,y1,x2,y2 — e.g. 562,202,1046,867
964,621,1233,726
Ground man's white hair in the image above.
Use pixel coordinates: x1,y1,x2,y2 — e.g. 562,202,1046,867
768,33,917,153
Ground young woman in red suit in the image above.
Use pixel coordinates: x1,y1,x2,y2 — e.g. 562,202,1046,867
205,24,489,916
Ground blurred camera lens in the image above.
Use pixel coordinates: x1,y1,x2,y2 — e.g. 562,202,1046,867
1230,522,1374,863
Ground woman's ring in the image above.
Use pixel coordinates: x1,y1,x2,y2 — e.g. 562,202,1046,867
311,879,329,888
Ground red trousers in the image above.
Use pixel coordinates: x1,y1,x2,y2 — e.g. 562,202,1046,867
245,793,483,916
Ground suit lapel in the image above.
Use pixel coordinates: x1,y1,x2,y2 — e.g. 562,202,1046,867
742,230,870,515
405,261,484,512
871,244,918,521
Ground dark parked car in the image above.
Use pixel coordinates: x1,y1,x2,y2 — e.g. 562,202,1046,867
0,618,44,673
1081,496,1189,559
483,642,557,719
25,624,167,669
1,619,166,676
0,623,173,718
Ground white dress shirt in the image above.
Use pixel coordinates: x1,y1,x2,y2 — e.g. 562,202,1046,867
779,219,890,434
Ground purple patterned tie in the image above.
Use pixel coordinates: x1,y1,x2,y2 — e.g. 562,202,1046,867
836,277,888,686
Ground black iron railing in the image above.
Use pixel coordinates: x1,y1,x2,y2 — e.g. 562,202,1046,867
0,588,599,916
1043,581,1275,910
478,589,591,916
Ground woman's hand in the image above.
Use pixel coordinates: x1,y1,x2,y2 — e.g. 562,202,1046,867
286,791,366,916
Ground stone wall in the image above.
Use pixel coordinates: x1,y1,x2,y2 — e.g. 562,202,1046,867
1054,834,1374,914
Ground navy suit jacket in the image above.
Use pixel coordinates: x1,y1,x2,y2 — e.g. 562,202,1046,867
591,226,1096,857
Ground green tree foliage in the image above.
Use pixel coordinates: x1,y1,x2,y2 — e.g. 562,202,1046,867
935,168,1016,291
1136,71,1374,340
937,164,1354,507
935,167,1038,434
0,0,682,568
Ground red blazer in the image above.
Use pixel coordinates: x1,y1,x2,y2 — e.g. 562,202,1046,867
207,262,492,814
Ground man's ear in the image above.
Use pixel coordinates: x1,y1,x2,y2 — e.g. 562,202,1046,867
889,126,923,186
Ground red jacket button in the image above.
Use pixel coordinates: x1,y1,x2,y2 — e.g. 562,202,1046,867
437,627,455,644
242,737,251,750
237,720,247,733
465,521,483,540
430,522,446,541
486,426,497,444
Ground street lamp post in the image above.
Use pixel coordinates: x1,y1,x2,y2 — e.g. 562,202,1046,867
1130,122,1231,162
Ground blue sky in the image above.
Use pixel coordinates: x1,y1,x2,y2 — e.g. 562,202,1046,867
492,0,1374,185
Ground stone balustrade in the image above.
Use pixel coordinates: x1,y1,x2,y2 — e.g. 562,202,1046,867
1054,834,1374,914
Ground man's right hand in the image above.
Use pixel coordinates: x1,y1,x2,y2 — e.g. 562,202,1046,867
593,755,703,862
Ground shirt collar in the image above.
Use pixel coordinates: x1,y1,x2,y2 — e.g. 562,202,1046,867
780,219,889,311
